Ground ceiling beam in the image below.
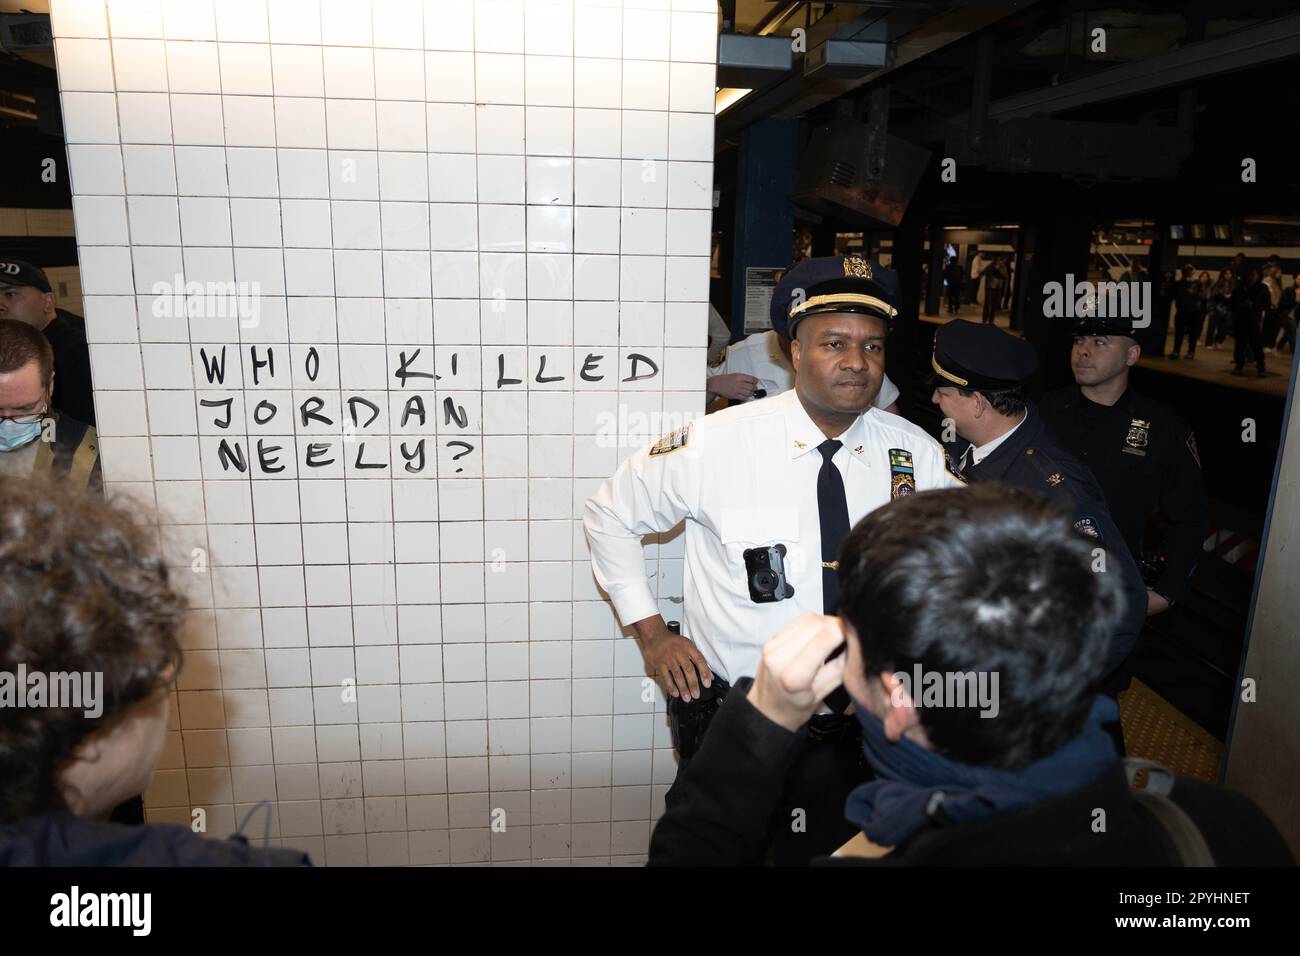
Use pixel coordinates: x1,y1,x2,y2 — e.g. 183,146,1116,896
913,11,1300,142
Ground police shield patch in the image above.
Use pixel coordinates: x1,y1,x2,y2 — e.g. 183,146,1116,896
889,448,916,498
1122,417,1151,457
648,424,691,457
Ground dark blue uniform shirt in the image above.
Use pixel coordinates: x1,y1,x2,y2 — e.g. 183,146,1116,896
943,403,1149,695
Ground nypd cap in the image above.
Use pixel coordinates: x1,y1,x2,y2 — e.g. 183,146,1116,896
769,255,900,339
931,319,1038,391
0,259,52,294
1071,314,1139,339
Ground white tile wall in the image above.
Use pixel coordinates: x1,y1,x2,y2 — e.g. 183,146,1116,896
54,0,715,866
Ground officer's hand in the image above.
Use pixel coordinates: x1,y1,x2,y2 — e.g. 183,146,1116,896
1146,590,1171,616
706,373,761,400
749,613,847,732
638,624,713,701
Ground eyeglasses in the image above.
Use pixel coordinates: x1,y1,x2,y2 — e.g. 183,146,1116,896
0,398,48,425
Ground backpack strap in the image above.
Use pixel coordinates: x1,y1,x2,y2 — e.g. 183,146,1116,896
1123,758,1216,867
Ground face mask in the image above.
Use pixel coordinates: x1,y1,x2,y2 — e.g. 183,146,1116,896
0,418,43,452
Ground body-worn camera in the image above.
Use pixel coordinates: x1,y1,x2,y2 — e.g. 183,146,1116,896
743,544,795,603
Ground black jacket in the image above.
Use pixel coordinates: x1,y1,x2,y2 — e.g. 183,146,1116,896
43,308,96,427
1039,386,1208,605
1173,278,1205,317
942,404,1149,694
0,813,311,866
1231,282,1270,320
648,681,1294,867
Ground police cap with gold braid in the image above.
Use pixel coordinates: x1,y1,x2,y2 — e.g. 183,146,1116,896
930,319,1039,391
770,255,900,339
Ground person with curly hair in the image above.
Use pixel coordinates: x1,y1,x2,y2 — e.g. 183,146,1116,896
0,478,309,865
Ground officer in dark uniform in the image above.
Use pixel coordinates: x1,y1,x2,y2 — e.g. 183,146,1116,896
1039,315,1209,616
929,321,1149,740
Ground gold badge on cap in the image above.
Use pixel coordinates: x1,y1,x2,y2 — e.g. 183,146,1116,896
843,256,873,280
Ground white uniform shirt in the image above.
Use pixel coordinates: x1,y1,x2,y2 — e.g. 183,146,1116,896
584,388,963,683
706,330,901,409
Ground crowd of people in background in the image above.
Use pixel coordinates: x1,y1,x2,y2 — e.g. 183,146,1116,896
939,250,1014,321
936,247,1297,380
1165,252,1297,377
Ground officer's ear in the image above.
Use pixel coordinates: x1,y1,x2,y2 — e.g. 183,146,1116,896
790,331,802,370
1124,340,1141,368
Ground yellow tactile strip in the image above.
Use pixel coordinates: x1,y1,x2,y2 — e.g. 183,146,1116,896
1119,679,1224,783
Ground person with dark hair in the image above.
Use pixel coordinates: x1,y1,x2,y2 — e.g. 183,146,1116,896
979,256,1007,325
942,256,964,315
0,259,95,426
1262,262,1283,352
965,250,983,305
1040,316,1208,621
928,320,1148,730
646,485,1293,866
0,318,101,492
1231,267,1269,377
1171,263,1204,359
1228,253,1247,291
0,478,310,865
1205,269,1233,349
1276,274,1299,356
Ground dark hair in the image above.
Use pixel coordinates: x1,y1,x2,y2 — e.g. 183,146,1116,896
0,318,54,386
0,479,185,822
958,385,1026,417
838,484,1123,770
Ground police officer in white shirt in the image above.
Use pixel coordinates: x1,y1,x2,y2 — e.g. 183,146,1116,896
584,255,962,862
705,327,902,412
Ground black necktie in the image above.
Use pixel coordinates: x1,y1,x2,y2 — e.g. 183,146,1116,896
817,439,852,715
817,439,850,615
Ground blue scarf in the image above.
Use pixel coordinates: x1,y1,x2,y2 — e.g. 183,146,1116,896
844,695,1118,848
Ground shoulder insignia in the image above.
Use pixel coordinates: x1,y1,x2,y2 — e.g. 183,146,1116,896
943,448,968,484
1186,431,1201,469
648,424,691,457
1073,515,1102,540
888,447,916,498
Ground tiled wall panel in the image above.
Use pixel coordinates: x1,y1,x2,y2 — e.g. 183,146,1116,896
52,0,716,865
